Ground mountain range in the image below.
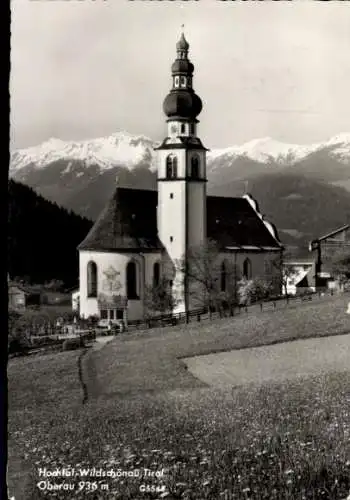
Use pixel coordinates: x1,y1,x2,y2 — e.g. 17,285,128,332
10,131,350,253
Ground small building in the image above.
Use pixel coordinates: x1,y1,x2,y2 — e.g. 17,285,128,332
309,224,350,288
282,261,316,296
71,289,80,312
8,283,41,312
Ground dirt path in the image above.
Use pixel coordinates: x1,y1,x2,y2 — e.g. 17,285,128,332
184,333,350,387
81,336,115,401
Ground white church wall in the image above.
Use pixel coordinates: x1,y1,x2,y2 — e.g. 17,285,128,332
187,182,206,249
79,250,162,322
157,181,187,263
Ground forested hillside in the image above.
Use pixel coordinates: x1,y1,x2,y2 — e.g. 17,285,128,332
8,180,93,287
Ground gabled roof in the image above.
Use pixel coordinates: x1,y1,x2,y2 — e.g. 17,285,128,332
311,224,350,243
78,187,282,252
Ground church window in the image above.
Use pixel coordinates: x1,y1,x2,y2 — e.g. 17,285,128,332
170,236,173,242
166,156,173,178
166,155,178,179
180,76,186,87
87,261,97,297
100,309,108,320
172,157,178,177
126,261,138,299
170,193,173,199
221,261,226,292
191,155,200,178
153,262,160,287
243,258,252,279
174,76,180,88
190,123,195,135
181,123,186,134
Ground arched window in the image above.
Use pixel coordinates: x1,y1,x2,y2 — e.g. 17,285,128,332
165,155,178,179
220,261,226,292
172,157,178,178
126,261,138,299
180,123,186,134
191,155,200,178
87,261,97,297
243,258,252,279
174,76,180,88
166,156,173,179
180,76,186,87
153,262,160,287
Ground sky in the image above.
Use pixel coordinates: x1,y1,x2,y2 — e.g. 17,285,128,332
10,0,350,150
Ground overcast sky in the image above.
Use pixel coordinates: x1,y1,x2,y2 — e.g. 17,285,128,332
10,0,350,150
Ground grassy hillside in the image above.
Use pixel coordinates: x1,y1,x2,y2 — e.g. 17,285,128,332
8,179,93,286
7,294,350,499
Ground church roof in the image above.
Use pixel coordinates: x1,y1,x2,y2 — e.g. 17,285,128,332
78,187,282,252
78,188,164,252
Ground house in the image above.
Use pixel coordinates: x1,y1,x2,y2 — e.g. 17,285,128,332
71,289,80,312
282,261,316,296
76,33,284,323
309,224,350,288
8,283,41,312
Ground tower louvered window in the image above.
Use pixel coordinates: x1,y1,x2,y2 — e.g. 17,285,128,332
166,155,178,179
191,155,200,178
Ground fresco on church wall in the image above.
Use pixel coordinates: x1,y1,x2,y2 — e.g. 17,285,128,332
102,265,123,293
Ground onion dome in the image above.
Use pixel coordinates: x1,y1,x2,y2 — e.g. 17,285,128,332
162,33,203,120
163,91,202,119
171,58,194,75
176,33,189,52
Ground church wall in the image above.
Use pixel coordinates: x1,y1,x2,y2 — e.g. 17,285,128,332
157,181,187,263
79,250,162,322
218,250,282,290
187,182,206,249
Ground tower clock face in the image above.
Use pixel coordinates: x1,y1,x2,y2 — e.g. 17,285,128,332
171,125,177,134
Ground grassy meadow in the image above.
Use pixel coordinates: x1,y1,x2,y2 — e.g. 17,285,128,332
7,293,350,499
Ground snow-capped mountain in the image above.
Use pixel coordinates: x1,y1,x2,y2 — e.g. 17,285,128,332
10,131,158,173
207,133,350,166
10,132,350,174
9,131,350,247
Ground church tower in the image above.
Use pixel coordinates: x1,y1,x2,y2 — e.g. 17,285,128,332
156,33,208,313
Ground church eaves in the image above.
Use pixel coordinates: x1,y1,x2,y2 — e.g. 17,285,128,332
78,187,282,253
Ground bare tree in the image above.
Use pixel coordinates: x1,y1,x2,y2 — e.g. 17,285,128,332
330,248,350,287
271,251,298,300
144,276,178,318
175,239,239,318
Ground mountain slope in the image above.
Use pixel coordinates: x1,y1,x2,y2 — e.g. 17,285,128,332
210,173,350,246
9,132,350,247
8,180,93,286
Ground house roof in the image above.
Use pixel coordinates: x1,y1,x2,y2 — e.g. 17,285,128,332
78,187,282,252
8,283,41,295
310,224,350,245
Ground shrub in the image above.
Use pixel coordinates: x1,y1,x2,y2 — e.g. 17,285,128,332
62,338,85,351
8,336,31,355
238,277,274,305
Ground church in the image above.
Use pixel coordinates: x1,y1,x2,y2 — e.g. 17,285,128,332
77,33,283,323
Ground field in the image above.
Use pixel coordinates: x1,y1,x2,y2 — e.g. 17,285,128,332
7,293,350,499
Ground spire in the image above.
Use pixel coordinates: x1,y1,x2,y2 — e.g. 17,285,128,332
162,32,202,121
177,27,189,51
